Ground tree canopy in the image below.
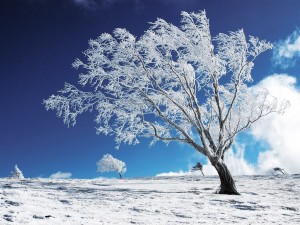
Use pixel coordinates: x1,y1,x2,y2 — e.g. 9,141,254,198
44,10,289,194
97,154,126,178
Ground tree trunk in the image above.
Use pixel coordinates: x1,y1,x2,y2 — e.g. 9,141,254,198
210,158,240,195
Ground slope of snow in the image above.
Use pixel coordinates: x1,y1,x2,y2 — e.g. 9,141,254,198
0,175,299,224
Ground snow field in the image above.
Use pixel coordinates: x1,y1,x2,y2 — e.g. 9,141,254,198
0,175,299,224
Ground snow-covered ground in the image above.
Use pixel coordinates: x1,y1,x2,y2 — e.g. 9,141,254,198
0,175,299,224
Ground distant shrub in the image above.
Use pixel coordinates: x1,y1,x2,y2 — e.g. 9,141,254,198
191,162,204,176
97,154,126,178
273,167,287,175
10,164,24,179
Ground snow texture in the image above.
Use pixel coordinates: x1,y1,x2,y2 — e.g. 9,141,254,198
0,175,299,224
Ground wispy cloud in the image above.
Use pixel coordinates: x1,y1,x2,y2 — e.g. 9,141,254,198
23,0,183,10
72,0,95,7
21,0,139,7
272,29,300,68
69,0,177,8
71,0,115,8
57,0,143,9
49,171,72,179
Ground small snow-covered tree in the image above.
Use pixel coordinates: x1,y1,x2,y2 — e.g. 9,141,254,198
44,10,289,194
273,167,287,175
97,154,126,178
191,162,204,176
11,164,24,179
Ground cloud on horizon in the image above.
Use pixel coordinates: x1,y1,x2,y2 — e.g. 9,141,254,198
156,170,201,177
49,171,72,179
272,29,300,69
157,74,300,177
250,74,300,174
156,146,256,177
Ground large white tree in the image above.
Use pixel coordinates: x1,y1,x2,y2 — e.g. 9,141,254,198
97,154,126,178
44,10,289,194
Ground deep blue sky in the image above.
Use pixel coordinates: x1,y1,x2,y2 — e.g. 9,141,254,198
1,0,300,178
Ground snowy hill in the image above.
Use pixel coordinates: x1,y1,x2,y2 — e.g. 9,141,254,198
0,175,299,224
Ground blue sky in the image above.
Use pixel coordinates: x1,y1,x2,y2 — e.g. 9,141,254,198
1,0,300,179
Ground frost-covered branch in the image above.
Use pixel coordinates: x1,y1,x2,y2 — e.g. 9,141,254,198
44,10,288,161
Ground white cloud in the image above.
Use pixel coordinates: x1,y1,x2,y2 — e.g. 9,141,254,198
158,74,300,177
224,145,256,175
49,171,72,179
156,146,256,177
228,74,300,175
156,145,255,177
210,74,300,175
249,74,300,174
197,145,257,176
156,170,195,177
272,29,300,68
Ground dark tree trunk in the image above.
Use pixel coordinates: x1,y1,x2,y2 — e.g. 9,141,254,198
210,158,240,195
119,173,123,179
200,170,205,176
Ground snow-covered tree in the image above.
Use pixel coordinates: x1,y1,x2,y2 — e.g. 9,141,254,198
97,154,126,178
11,164,24,179
44,10,289,194
273,167,287,175
191,162,204,176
